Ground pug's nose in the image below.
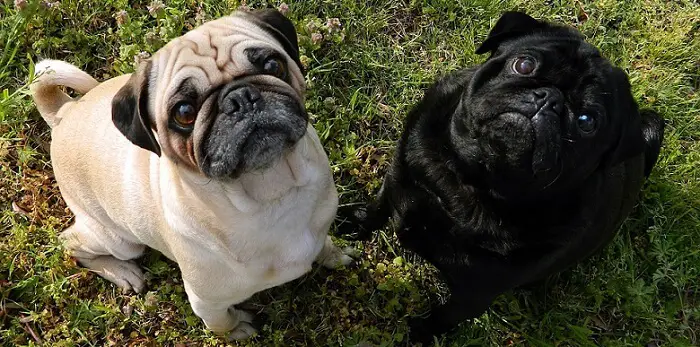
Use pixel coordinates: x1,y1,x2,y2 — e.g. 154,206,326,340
532,87,564,115
220,85,262,114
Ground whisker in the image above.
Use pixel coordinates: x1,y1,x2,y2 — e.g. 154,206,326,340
561,137,575,143
541,159,564,190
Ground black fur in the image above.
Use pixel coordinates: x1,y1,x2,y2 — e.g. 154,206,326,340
112,60,161,156
475,11,547,55
336,12,665,343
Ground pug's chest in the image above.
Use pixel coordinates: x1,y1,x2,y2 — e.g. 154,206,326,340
222,184,327,265
397,187,561,249
247,223,323,285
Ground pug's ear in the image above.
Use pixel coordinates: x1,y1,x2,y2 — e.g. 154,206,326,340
112,60,162,156
247,9,303,73
604,67,646,167
476,11,546,55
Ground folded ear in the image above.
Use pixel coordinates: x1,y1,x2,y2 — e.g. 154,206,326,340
639,109,665,177
112,60,161,156
246,9,303,73
476,11,547,55
604,67,646,167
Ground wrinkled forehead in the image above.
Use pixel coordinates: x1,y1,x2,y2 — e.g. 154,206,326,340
501,34,580,54
149,14,303,108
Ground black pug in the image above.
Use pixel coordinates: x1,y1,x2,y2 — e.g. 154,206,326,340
336,11,664,343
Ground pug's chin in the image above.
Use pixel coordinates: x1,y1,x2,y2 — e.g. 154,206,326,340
240,131,295,171
490,110,562,171
467,112,560,190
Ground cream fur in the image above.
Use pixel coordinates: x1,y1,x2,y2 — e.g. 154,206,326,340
30,12,350,340
30,59,99,127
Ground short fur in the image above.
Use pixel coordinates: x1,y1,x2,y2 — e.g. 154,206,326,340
30,9,351,340
336,11,665,342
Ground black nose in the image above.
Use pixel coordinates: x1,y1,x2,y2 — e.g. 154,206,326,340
219,85,263,114
532,87,564,114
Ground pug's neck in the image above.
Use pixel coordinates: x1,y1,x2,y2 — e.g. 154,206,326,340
483,186,584,222
236,147,319,202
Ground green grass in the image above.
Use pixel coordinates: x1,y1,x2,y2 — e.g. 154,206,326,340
1,0,699,346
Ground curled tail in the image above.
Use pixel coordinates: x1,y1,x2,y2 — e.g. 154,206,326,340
30,60,99,128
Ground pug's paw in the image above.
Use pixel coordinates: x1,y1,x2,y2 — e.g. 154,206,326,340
78,255,145,294
226,309,257,341
408,316,438,346
320,245,356,269
334,205,373,241
317,236,357,269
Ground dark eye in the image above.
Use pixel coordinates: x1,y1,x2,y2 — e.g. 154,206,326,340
172,102,197,131
512,56,537,75
263,57,287,80
577,114,597,134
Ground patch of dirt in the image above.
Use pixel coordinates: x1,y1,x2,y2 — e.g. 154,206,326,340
1,122,71,229
385,6,423,41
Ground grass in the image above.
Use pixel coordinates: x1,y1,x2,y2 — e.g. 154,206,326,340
1,0,699,346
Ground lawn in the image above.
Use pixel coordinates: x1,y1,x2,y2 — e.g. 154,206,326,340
1,0,699,346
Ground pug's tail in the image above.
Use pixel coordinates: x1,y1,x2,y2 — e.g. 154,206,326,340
30,60,99,128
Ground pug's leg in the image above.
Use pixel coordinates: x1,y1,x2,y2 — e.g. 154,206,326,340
316,235,355,268
395,199,455,264
60,218,146,293
408,285,496,343
183,282,256,340
335,180,392,240
408,262,514,344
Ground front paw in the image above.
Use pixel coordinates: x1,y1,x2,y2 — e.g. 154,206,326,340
225,309,257,341
408,316,438,345
322,246,357,268
318,235,359,269
334,205,373,241
77,255,146,294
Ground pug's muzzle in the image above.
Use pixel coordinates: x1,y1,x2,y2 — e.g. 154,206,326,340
528,87,563,174
201,82,308,179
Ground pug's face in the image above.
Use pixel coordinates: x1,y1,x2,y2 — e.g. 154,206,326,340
449,12,644,197
112,9,308,179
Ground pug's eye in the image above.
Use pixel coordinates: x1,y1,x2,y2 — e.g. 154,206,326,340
512,56,537,75
172,102,197,131
263,57,287,80
577,114,597,134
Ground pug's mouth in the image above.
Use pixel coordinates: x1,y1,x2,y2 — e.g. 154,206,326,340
491,99,563,176
529,102,562,174
200,87,308,179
